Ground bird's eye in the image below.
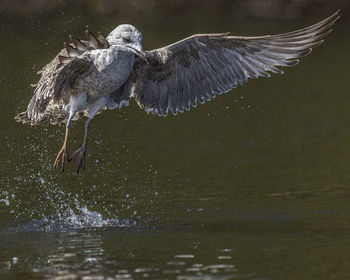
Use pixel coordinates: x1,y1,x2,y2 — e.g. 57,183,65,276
123,38,132,43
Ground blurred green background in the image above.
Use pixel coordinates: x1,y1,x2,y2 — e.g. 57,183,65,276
0,1,350,279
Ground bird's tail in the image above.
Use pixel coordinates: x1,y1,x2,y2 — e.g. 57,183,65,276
14,111,46,125
15,109,87,125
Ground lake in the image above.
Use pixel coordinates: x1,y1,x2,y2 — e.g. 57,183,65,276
0,1,350,279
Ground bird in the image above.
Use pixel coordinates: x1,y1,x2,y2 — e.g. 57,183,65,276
15,10,340,173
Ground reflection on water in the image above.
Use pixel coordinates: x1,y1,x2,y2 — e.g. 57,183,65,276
0,229,252,280
3,222,350,280
1,1,350,279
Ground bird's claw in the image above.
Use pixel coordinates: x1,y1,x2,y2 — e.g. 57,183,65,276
69,147,86,174
54,148,69,172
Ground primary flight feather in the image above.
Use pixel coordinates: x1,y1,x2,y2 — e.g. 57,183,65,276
15,11,340,173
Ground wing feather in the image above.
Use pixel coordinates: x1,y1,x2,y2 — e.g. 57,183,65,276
15,31,109,125
129,11,339,117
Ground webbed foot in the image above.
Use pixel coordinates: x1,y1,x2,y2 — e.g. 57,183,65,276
54,147,69,172
69,147,86,174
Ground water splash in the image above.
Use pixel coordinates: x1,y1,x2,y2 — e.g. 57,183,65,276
3,197,138,232
1,133,152,233
0,191,10,206
6,204,137,232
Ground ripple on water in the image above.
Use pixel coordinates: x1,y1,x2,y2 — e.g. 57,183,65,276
217,256,232,260
4,202,139,232
174,254,195,259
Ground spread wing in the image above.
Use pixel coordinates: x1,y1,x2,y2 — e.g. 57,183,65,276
15,31,109,125
129,10,340,117
106,80,131,110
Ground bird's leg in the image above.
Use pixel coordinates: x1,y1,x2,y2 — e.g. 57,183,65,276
69,96,108,173
69,119,91,173
54,109,77,172
54,121,71,172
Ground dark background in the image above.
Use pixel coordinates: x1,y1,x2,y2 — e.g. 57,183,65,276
0,1,350,279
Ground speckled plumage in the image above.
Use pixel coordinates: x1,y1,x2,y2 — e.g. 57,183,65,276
16,24,143,125
14,11,340,172
73,46,135,101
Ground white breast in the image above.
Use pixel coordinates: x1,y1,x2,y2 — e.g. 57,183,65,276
75,47,135,100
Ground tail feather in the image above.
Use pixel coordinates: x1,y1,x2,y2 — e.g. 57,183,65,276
14,111,46,125
15,108,89,126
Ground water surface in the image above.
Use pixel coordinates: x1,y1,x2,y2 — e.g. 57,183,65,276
1,1,350,279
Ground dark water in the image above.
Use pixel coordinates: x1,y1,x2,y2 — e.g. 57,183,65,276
1,1,350,279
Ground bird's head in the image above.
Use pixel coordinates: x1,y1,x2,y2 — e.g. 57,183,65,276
107,24,148,63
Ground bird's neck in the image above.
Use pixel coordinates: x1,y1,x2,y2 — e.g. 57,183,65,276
110,44,134,58
94,45,135,87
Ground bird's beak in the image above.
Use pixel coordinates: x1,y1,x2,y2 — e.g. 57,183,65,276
126,46,149,64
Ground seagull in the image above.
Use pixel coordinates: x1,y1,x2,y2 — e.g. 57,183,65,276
15,11,340,173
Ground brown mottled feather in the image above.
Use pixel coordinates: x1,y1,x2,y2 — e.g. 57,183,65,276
15,12,340,125
15,31,109,125
130,10,340,116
